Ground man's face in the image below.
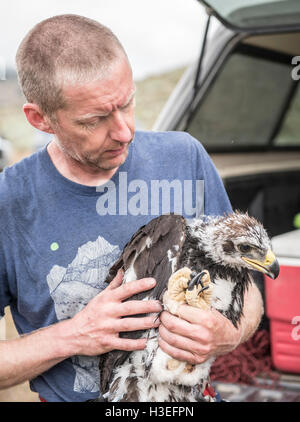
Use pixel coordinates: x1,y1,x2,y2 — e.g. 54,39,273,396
52,57,135,172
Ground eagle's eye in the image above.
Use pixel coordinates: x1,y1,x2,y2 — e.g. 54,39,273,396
238,244,251,254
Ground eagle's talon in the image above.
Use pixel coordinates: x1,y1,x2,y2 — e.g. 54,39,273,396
187,273,200,291
190,271,198,280
185,270,212,309
198,285,210,295
153,307,164,323
188,270,210,291
188,272,204,291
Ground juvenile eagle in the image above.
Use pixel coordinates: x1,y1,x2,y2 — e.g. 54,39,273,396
98,212,279,402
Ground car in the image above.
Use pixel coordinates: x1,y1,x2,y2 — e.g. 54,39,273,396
154,0,300,239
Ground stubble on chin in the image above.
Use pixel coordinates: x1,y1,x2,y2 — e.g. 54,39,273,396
79,144,130,172
53,135,132,173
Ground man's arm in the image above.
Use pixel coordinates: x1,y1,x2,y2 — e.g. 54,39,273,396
158,281,263,364
0,271,162,390
235,281,264,344
0,320,75,389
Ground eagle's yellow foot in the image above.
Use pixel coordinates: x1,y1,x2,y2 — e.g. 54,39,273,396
163,268,212,373
184,363,195,373
166,359,195,373
163,267,212,315
185,270,212,310
162,267,192,317
167,358,181,370
167,267,192,303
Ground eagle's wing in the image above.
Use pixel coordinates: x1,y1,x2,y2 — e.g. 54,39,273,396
99,214,186,395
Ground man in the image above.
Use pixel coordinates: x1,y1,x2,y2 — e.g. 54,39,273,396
0,15,263,401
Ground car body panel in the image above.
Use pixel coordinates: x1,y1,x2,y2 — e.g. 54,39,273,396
199,0,300,32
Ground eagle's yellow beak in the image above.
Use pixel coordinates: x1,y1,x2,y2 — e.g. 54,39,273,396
242,249,280,279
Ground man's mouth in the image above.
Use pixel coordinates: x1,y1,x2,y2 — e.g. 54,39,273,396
105,144,127,156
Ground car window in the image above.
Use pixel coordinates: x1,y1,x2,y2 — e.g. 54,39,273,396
201,0,300,30
186,44,297,151
273,83,300,146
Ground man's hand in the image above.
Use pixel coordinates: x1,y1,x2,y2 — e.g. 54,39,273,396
158,282,263,364
0,270,162,390
158,306,241,364
70,270,162,356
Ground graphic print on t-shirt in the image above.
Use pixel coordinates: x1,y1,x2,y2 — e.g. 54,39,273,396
47,236,121,393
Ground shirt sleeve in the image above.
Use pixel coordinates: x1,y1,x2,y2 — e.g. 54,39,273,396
191,135,233,217
0,241,12,318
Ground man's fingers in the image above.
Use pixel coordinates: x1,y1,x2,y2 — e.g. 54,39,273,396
176,304,215,326
117,300,162,317
158,337,206,365
159,310,199,339
106,269,124,290
158,323,210,357
115,315,160,333
114,277,157,301
110,337,148,352
159,310,212,345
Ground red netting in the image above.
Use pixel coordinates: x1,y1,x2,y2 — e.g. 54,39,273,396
210,329,280,385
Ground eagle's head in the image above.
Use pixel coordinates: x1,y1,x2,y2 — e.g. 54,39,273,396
189,211,279,279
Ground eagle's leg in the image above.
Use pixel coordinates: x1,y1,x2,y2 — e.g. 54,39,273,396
183,270,212,374
164,268,212,311
160,268,214,377
163,267,192,315
162,267,192,371
167,267,191,302
185,270,212,310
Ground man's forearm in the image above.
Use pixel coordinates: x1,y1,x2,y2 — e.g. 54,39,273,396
238,281,264,344
0,319,77,389
0,274,161,390
158,280,265,364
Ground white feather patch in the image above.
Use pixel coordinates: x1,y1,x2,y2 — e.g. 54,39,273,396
211,277,234,312
124,265,137,284
123,236,153,284
150,347,214,386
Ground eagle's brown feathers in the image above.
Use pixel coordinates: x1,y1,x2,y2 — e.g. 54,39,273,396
99,214,186,395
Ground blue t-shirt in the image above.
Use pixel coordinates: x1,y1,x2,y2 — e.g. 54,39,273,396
0,131,232,401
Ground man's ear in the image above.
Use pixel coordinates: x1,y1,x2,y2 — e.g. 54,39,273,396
23,103,55,134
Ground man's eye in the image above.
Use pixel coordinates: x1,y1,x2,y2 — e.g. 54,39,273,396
80,121,95,127
80,118,104,128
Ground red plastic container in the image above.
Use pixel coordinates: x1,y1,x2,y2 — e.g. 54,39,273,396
265,230,300,374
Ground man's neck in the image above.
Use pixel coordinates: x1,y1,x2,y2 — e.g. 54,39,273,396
47,140,117,186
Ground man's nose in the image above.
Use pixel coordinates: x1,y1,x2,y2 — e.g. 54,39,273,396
109,110,133,143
